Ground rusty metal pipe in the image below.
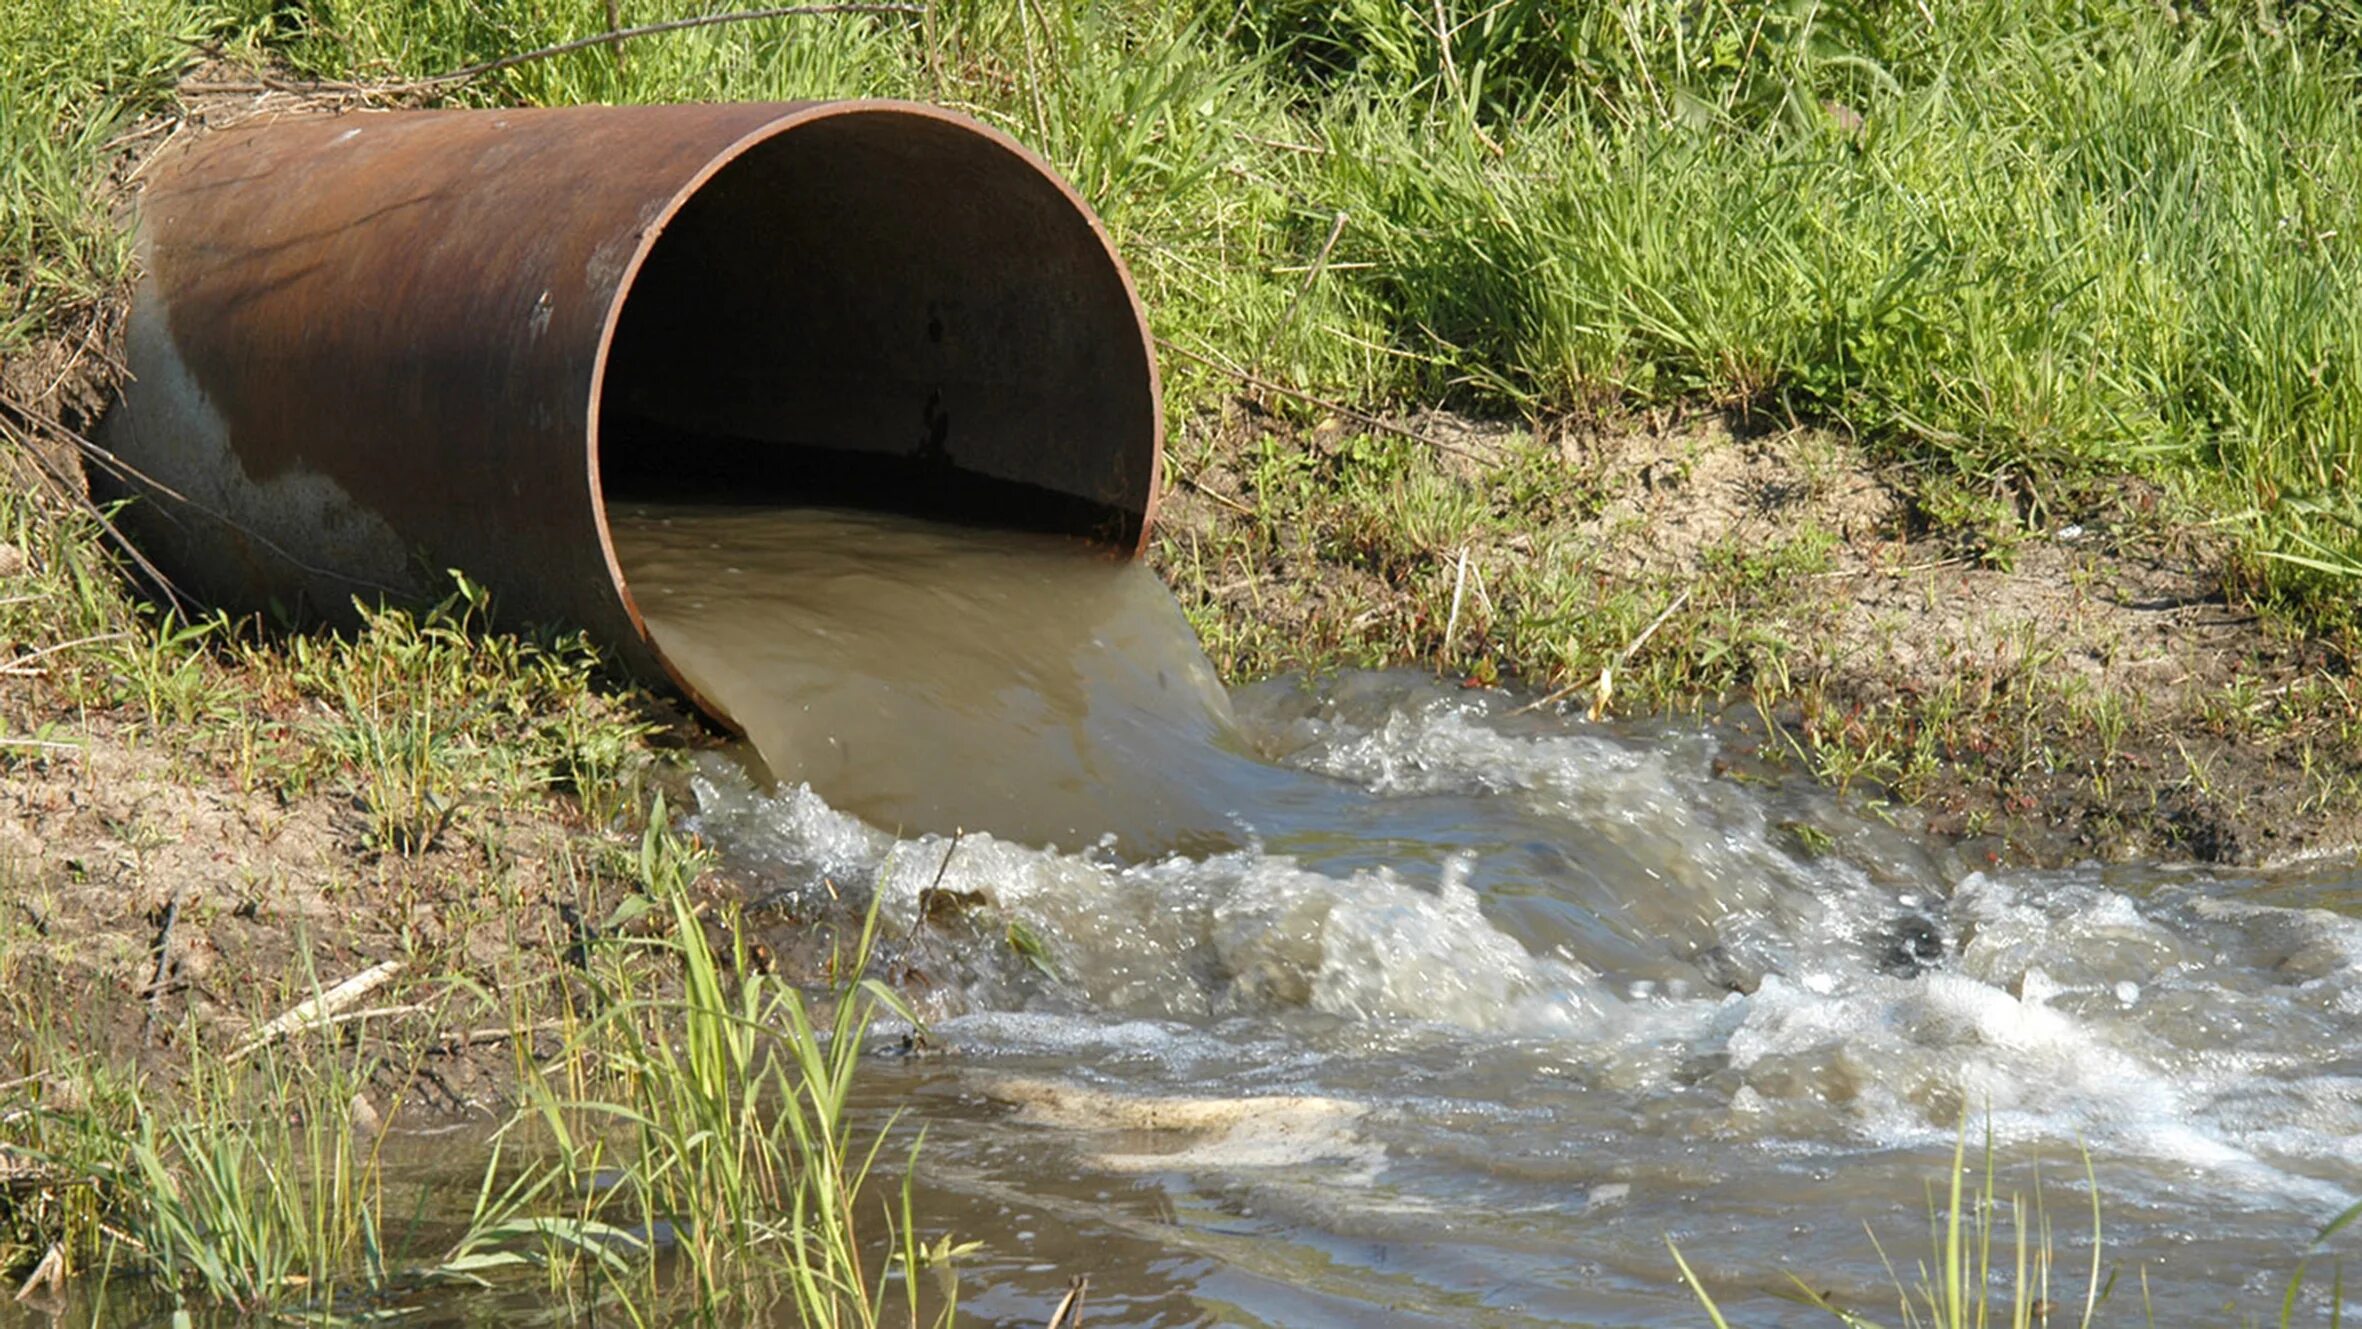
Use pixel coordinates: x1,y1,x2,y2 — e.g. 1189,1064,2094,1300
95,101,1163,722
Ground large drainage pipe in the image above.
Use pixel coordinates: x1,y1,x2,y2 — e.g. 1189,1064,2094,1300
95,101,1162,723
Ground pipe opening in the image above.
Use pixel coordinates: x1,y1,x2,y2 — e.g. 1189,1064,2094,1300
595,105,1159,549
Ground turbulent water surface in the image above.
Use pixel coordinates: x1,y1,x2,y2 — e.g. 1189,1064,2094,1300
623,505,2362,1327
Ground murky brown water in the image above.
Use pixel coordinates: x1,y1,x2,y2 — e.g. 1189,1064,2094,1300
609,503,1282,856
637,507,2359,1326
26,506,2352,1328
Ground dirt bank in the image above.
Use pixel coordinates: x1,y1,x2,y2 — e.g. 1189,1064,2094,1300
1155,404,2362,870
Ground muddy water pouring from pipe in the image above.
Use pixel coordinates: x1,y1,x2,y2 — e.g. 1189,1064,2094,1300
95,102,1160,706
606,503,1301,853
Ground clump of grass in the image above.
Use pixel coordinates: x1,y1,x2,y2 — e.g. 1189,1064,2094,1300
521,804,958,1326
0,0,211,345
270,575,658,852
1677,1114,2106,1329
123,1058,396,1312
1,1029,544,1316
1676,1113,2362,1328
1,808,953,1323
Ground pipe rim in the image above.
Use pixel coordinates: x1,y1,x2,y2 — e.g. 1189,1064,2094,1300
582,99,1165,730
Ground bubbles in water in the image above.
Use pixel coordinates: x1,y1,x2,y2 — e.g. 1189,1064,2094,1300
624,506,2360,1325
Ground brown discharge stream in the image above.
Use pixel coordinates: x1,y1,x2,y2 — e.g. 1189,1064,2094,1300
608,504,1278,855
582,502,2360,1328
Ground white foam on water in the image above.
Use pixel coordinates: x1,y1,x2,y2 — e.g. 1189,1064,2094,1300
690,663,2362,1315
698,760,1611,1031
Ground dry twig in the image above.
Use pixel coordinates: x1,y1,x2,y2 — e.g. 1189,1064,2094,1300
1513,585,1695,721
141,892,181,1045
232,959,406,1061
11,1244,64,1304
1257,209,1349,373
1154,339,1487,462
181,5,922,99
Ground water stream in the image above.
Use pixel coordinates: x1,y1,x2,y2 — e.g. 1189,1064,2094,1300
616,505,2362,1325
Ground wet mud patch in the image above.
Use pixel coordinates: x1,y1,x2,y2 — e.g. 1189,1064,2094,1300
1155,404,2362,868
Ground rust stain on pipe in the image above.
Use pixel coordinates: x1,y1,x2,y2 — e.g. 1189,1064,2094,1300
96,101,1163,723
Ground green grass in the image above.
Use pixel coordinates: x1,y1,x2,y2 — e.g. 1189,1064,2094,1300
1672,1116,2101,1329
11,0,2362,616
516,806,954,1327
0,808,951,1324
0,0,216,347
1678,1117,2362,1328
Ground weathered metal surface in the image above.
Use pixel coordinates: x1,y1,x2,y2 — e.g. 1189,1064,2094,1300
97,100,1162,719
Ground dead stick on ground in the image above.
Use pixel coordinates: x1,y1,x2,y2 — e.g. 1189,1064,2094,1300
232,960,405,1062
0,632,131,678
12,1244,63,1304
142,892,181,1045
1180,473,1255,518
1153,339,1488,463
1441,546,1471,667
0,739,81,754
432,1020,569,1054
1512,585,1694,720
181,5,922,97
1257,209,1348,375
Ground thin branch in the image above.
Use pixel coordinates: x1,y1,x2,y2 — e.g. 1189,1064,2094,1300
1154,338,1487,462
232,960,406,1062
1180,472,1255,518
1440,546,1471,664
1258,209,1348,375
1512,585,1694,719
142,893,182,1046
424,3,924,87
0,632,131,678
0,389,405,600
0,408,192,613
182,5,921,97
430,1020,567,1054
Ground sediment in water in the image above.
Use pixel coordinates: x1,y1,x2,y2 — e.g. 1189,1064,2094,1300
608,503,1289,855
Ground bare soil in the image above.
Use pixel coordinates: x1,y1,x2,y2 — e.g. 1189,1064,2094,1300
0,702,669,1119
1156,406,2362,870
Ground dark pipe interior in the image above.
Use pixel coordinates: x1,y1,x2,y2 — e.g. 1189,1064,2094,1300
597,110,1155,546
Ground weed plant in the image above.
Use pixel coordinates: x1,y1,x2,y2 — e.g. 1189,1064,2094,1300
514,805,953,1327
1675,1114,2362,1328
0,810,948,1324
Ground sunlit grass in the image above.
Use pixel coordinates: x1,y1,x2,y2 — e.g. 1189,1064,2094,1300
1677,1113,2362,1329
0,807,953,1324
518,805,956,1326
